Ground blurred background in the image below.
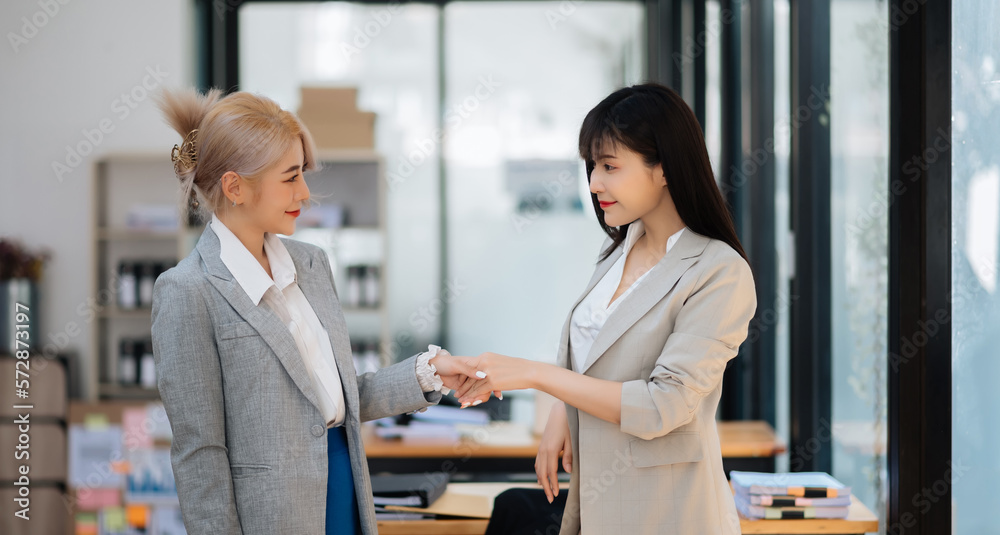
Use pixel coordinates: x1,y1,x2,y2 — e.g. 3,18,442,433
0,1,997,534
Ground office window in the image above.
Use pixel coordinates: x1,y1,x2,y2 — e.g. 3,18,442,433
442,2,645,364
772,0,792,473
240,2,442,357
952,1,1000,532
830,0,889,519
705,0,721,177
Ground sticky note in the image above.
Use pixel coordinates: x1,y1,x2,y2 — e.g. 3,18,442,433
84,413,109,430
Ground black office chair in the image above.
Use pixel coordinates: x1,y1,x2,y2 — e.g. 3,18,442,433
485,488,568,535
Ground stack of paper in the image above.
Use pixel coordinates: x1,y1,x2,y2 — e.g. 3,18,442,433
730,471,851,520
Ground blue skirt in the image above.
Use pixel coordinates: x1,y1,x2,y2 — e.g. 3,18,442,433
326,426,362,535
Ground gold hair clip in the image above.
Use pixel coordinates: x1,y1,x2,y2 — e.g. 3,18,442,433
170,128,199,172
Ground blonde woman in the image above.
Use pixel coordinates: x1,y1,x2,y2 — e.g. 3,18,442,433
150,88,488,535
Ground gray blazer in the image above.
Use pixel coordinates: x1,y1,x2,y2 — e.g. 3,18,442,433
151,223,441,535
556,229,756,535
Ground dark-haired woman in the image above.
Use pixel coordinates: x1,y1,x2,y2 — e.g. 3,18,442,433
455,83,756,534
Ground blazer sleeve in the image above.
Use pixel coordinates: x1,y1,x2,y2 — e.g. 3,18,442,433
151,271,243,535
356,355,443,421
619,252,757,440
312,248,442,421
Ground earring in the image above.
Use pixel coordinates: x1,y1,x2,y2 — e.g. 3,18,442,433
232,200,237,207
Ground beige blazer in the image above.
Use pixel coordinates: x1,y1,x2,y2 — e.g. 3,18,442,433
556,228,756,535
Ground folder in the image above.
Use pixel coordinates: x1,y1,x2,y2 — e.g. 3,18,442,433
729,471,851,498
370,473,449,508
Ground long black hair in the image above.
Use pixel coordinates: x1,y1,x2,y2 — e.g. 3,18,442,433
579,83,747,263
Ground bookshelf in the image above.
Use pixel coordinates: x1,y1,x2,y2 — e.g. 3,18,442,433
88,150,389,401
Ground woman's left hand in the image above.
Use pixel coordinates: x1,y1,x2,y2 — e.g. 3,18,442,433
454,352,538,404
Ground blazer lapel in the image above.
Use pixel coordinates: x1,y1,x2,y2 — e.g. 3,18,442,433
293,253,361,411
580,229,711,374
196,224,324,411
556,244,624,371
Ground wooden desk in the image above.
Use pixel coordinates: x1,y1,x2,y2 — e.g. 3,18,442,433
365,420,786,477
719,420,788,457
719,420,788,475
378,519,488,535
738,495,879,534
376,482,878,535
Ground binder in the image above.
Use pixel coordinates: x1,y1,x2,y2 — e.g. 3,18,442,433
734,496,850,520
736,489,851,507
370,473,449,508
729,471,851,498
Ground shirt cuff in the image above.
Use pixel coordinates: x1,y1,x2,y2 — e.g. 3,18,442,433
416,344,449,395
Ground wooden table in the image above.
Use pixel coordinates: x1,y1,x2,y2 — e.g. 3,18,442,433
738,495,879,534
719,420,788,475
376,482,878,535
365,419,786,477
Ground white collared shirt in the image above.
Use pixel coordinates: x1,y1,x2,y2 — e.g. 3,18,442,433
211,213,351,427
569,221,686,372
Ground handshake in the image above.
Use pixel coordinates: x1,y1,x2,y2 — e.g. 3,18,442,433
428,350,539,408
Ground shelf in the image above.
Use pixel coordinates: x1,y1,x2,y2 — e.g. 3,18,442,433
291,224,380,233
96,227,181,241
90,152,389,401
315,148,381,163
98,307,153,320
98,383,160,400
341,306,383,314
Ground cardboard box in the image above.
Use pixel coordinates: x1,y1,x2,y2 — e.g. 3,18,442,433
0,356,66,419
301,112,376,150
0,486,70,535
298,86,370,124
0,422,66,481
300,86,358,113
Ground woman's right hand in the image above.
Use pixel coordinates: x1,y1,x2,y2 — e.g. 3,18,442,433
535,401,572,503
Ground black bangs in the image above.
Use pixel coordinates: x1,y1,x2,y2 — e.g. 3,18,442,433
579,117,621,164
578,95,635,167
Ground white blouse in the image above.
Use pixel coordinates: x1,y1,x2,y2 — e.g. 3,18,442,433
569,220,686,372
211,214,442,428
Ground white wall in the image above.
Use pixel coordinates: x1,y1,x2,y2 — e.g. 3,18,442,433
0,0,195,398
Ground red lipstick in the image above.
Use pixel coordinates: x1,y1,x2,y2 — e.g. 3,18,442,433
286,209,301,217
599,201,617,209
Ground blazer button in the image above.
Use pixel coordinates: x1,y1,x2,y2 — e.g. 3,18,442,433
311,424,325,437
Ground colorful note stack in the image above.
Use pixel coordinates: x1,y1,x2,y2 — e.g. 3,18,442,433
730,471,852,520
